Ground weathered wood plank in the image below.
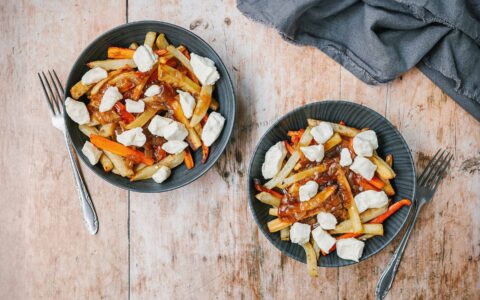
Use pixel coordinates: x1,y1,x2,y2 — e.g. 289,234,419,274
0,1,128,299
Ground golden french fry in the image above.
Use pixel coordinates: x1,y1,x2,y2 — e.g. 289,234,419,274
337,168,363,233
324,132,342,151
107,47,135,59
280,164,327,188
302,242,318,277
99,123,116,138
100,154,114,172
155,33,169,49
189,84,213,127
169,99,202,150
255,192,281,207
125,107,158,130
129,42,139,50
70,81,92,99
144,32,157,48
371,153,396,179
130,152,185,181
158,64,201,95
330,223,383,236
269,208,279,216
87,59,136,70
280,227,290,241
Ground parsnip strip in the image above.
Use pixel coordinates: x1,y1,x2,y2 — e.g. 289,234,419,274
255,192,281,207
307,119,360,137
280,164,327,188
337,168,363,233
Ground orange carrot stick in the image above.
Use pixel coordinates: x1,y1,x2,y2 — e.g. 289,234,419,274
114,102,135,124
184,148,194,169
368,176,386,189
90,135,154,165
107,47,135,59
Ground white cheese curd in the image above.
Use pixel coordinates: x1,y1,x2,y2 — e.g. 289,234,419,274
354,190,389,213
81,67,107,85
133,45,158,72
144,84,161,97
81,141,102,165
152,166,171,183
116,127,146,147
353,130,378,157
350,156,377,180
336,238,365,262
317,212,337,230
125,99,145,113
65,97,90,125
261,141,287,179
201,112,225,147
190,53,220,85
299,180,319,202
312,227,336,254
300,145,325,162
162,140,189,154
148,116,173,137
99,86,123,112
311,122,334,144
339,148,353,167
163,121,188,141
176,90,196,119
290,222,311,245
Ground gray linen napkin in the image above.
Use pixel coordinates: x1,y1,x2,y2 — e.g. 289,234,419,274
237,0,480,121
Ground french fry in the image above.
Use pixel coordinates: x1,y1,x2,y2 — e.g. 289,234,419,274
370,153,396,179
103,150,134,177
124,107,158,130
264,151,300,189
90,69,125,95
131,64,158,100
99,154,114,172
155,33,169,49
129,42,139,50
312,238,321,259
255,192,281,207
130,152,185,181
78,124,100,137
87,59,136,70
302,242,318,277
280,227,290,241
385,154,393,167
280,164,327,188
107,47,135,59
98,123,116,138
168,99,202,150
166,45,196,78
330,223,383,236
382,177,395,196
269,208,279,216
324,132,342,151
158,64,201,95
210,98,219,111
70,81,92,99
190,84,213,127
144,32,157,48
267,186,337,232
360,205,388,223
337,168,363,233
307,119,360,137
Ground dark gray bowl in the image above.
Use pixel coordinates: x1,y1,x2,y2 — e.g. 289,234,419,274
65,21,235,193
248,101,416,267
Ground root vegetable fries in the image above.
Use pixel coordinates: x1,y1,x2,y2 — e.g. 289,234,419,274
130,152,185,181
87,59,136,70
103,150,134,177
201,144,209,163
370,153,396,179
107,47,135,59
129,42,138,50
386,154,393,167
124,107,158,130
168,99,202,150
307,119,360,137
382,178,396,196
144,32,157,48
79,124,100,137
114,102,135,124
131,65,158,100
337,168,364,233
267,186,337,232
155,33,169,49
158,64,200,95
280,227,290,241
254,181,284,199
324,133,342,151
368,176,386,189
302,242,318,277
98,123,116,137
99,154,114,172
166,45,198,83
269,208,279,216
255,192,281,207
279,164,327,188
90,135,154,166
190,84,213,127
330,223,383,235
184,149,194,169
287,129,304,144
70,81,92,99
90,69,125,95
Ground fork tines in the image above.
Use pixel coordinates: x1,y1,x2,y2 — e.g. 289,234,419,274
417,149,453,191
38,70,65,116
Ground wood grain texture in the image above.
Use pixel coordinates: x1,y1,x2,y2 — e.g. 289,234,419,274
0,0,478,299
0,1,128,299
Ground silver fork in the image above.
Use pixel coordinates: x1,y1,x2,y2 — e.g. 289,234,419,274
38,70,98,235
375,149,453,299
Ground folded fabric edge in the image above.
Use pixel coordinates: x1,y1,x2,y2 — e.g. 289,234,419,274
418,62,480,122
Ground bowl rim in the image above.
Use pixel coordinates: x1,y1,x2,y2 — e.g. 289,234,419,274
247,100,416,267
64,20,236,193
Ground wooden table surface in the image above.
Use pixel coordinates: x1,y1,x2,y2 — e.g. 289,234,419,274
1,1,479,299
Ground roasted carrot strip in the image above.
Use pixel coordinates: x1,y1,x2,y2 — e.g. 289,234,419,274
107,47,135,59
358,178,380,191
114,102,135,124
288,129,305,144
201,144,209,164
369,199,412,224
368,176,386,189
284,141,295,155
254,182,284,199
339,121,346,125
184,148,194,169
90,135,154,165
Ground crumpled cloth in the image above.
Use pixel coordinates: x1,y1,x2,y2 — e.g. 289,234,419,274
237,0,480,121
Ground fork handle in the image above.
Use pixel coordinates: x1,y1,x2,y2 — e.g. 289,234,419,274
63,133,99,235
375,202,423,300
